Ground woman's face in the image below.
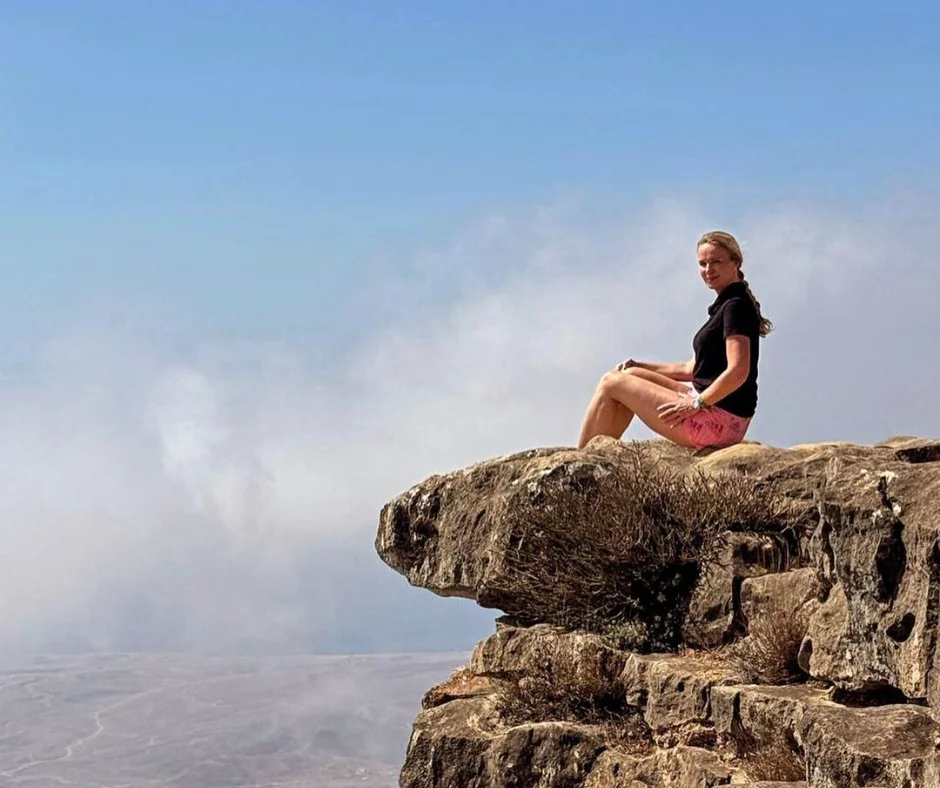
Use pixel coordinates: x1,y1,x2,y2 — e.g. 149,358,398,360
697,243,741,293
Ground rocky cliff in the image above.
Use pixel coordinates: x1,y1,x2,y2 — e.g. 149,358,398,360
375,436,940,788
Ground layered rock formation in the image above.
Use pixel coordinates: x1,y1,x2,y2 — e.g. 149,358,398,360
376,436,940,787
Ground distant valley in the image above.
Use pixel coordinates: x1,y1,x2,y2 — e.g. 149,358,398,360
0,652,464,787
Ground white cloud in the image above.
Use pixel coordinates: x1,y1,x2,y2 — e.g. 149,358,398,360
0,195,937,654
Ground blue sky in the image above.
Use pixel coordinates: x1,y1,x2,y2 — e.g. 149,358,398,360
2,1,938,346
1,2,939,655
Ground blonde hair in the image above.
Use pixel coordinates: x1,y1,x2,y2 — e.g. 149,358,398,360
697,231,774,337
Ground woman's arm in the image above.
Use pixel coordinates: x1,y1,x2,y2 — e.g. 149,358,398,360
697,336,750,406
619,357,695,382
658,336,750,425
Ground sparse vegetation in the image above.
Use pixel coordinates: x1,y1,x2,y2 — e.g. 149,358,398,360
495,442,787,649
494,641,651,753
740,738,806,782
600,620,650,652
731,586,811,684
720,721,807,783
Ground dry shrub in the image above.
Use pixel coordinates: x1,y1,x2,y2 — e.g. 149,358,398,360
499,443,786,649
740,738,806,781
494,642,651,753
731,587,811,684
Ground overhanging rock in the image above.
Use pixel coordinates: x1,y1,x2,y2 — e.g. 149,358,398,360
378,436,940,788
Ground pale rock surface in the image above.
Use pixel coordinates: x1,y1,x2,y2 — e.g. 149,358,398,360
377,437,940,787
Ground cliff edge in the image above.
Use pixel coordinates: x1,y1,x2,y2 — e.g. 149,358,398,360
376,436,940,787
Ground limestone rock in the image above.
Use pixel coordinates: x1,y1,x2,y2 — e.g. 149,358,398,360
471,624,627,686
740,568,819,631
485,722,605,787
800,704,940,787
699,440,940,705
878,436,940,464
422,666,495,710
684,532,797,649
380,437,940,787
583,746,735,788
400,623,940,786
400,696,497,788
582,751,649,788
402,695,606,788
376,445,564,601
711,683,828,754
377,437,790,648
798,585,849,681
741,784,808,788
711,682,940,786
620,653,736,745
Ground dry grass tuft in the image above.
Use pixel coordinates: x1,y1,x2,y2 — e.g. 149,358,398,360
494,641,651,753
740,737,806,782
497,442,787,650
731,587,811,684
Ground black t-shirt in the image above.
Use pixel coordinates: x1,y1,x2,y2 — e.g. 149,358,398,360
692,281,760,418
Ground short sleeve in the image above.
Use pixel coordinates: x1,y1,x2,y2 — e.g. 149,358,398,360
722,297,758,339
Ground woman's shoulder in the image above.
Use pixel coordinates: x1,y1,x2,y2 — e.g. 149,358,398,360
720,293,760,330
721,292,757,313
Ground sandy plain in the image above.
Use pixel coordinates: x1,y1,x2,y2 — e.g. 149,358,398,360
0,651,463,787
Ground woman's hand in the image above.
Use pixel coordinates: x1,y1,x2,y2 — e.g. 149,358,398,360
658,392,697,425
616,358,638,371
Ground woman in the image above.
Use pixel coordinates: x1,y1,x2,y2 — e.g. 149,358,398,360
577,231,772,451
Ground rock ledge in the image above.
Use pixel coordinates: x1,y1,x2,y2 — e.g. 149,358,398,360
377,437,940,787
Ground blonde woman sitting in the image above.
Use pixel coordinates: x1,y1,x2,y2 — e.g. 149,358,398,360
577,231,773,451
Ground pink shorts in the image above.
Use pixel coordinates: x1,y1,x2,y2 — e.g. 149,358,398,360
682,401,751,450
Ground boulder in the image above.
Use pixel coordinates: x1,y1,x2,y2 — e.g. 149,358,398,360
401,695,606,788
711,683,828,757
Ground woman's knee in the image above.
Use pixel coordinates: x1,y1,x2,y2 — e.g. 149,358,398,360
598,369,638,399
597,370,622,394
604,365,642,385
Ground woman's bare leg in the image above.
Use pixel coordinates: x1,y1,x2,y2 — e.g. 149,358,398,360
620,366,692,395
578,368,695,449
577,381,633,449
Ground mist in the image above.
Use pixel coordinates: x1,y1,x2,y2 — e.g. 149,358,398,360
1,195,937,655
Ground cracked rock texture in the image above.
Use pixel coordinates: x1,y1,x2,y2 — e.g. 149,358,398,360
377,436,940,787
